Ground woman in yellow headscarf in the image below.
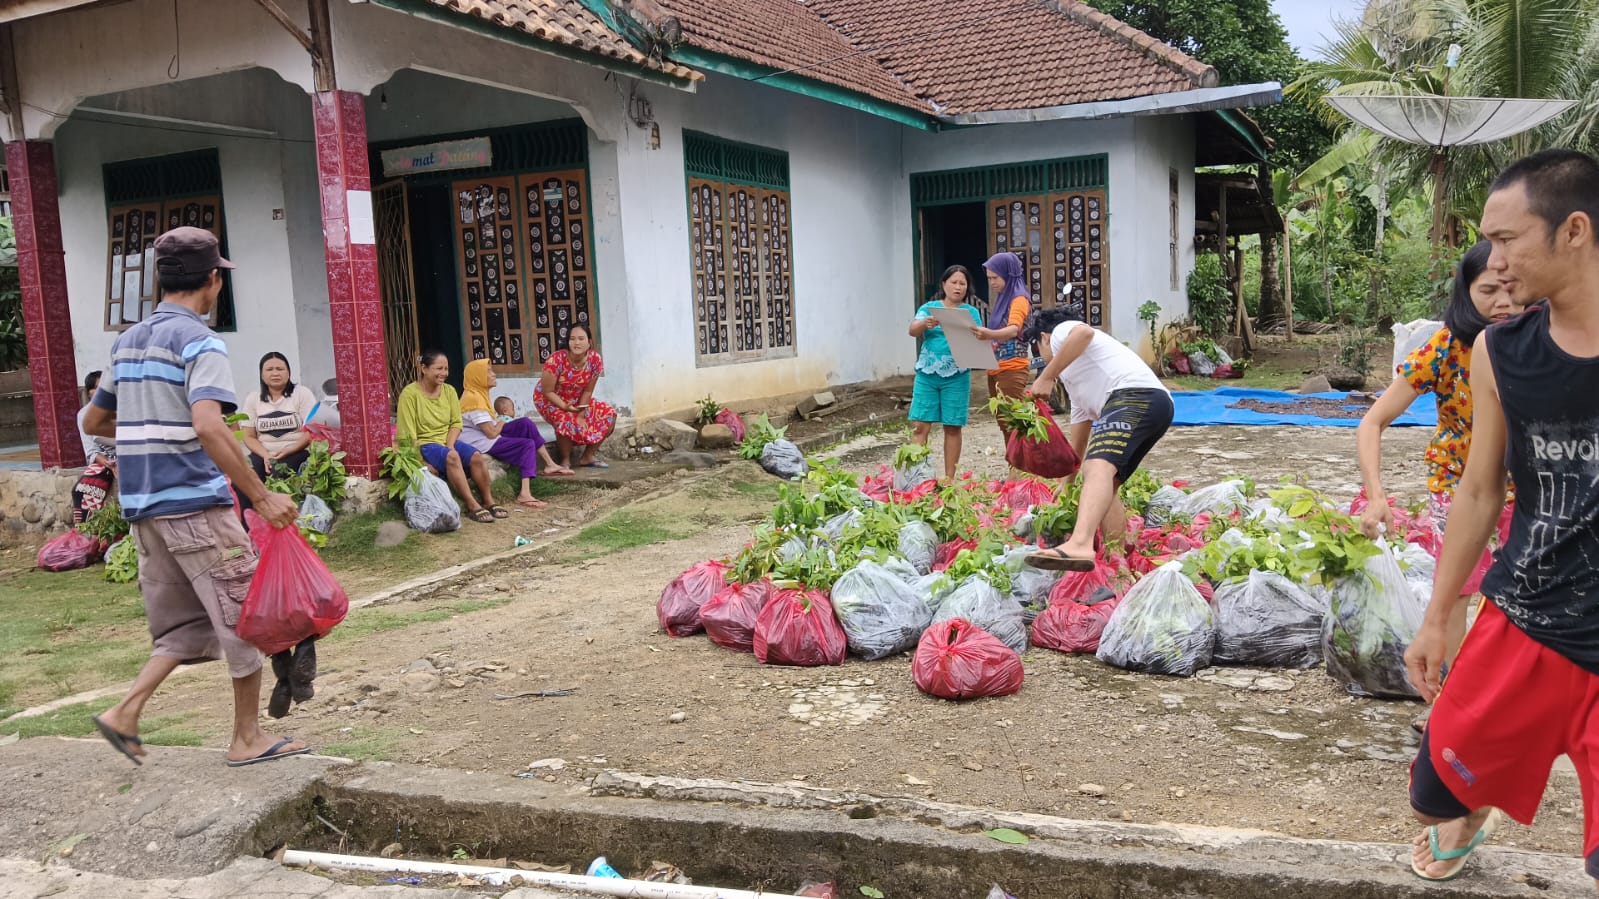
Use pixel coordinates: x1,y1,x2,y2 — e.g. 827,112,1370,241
458,358,570,510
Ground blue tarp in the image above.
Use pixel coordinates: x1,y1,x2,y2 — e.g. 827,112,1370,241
1170,387,1437,428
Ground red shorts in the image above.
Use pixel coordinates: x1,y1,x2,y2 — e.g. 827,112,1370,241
1411,600,1599,875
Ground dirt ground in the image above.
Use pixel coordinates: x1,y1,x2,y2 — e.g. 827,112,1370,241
109,415,1587,866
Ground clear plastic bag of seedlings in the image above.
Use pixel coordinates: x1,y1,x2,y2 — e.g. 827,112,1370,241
1012,510,1038,542
297,494,335,535
832,559,937,660
820,508,864,544
1213,570,1327,668
898,520,939,575
1323,545,1426,698
1395,541,1437,608
1143,485,1189,526
760,439,808,480
1171,480,1249,520
999,545,1062,623
1096,561,1215,677
932,576,1029,655
404,470,460,533
893,459,936,492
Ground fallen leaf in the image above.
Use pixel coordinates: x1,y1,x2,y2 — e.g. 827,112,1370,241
117,784,132,795
511,861,572,873
860,886,885,898
984,828,1030,845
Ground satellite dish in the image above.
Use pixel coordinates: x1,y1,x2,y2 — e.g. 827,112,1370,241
1323,95,1573,149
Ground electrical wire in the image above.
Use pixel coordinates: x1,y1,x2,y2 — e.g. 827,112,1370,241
167,0,182,80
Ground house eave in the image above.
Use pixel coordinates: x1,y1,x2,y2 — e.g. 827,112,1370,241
938,82,1282,127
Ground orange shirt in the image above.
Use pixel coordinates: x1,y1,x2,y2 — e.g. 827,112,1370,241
989,296,1032,374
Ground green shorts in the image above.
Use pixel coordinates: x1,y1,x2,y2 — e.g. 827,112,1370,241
910,370,972,427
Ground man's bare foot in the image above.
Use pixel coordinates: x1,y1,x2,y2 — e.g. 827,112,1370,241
92,710,147,760
227,731,309,765
1411,807,1497,880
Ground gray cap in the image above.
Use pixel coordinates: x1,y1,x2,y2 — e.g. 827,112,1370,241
154,226,235,275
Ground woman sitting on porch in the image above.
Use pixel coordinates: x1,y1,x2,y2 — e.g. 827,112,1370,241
241,352,317,483
534,324,617,470
396,350,505,524
459,358,572,510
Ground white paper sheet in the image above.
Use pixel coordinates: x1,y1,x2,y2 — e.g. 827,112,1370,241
929,305,998,371
346,189,375,245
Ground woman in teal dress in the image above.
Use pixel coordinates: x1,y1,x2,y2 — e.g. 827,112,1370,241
908,265,983,481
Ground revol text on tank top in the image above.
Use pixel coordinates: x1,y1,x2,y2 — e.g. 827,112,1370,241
1481,305,1599,674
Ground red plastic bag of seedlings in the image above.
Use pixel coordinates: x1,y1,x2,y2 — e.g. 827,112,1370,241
238,511,349,655
702,579,779,653
1004,399,1080,480
1032,595,1122,653
913,617,1024,700
657,560,730,637
932,539,977,572
714,408,747,443
1048,559,1119,606
754,588,846,666
37,529,103,572
997,478,1056,511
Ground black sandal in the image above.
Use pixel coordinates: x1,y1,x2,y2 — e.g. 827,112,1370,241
1026,546,1097,572
489,505,510,520
468,508,495,524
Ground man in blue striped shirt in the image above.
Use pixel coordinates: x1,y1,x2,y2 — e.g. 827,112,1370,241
81,227,309,768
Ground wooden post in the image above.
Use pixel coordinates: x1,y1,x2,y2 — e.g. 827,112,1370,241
308,0,337,92
0,25,22,140
1283,215,1294,343
1233,240,1253,352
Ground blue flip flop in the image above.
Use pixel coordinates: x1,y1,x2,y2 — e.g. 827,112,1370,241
92,714,143,766
225,738,311,767
1412,809,1500,881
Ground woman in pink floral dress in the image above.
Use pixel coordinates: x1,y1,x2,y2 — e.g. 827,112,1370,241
534,324,617,469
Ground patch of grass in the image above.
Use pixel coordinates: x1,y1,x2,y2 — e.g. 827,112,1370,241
0,697,198,746
318,505,410,569
572,511,694,554
0,568,149,711
320,726,406,761
1170,368,1303,392
323,597,509,644
731,478,783,501
492,470,580,503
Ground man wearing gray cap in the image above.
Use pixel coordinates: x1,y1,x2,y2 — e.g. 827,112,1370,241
81,227,310,767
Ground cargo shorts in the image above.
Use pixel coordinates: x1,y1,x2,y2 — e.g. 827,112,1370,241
131,506,263,678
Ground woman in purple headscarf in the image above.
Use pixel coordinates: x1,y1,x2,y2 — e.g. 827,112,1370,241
971,252,1033,402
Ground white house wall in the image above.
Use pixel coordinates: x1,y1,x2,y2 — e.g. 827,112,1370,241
605,74,915,418
52,68,319,400
902,115,1197,349
1133,115,1197,337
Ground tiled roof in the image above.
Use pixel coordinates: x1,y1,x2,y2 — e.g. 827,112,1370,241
655,0,931,112
416,0,702,82
662,0,1218,116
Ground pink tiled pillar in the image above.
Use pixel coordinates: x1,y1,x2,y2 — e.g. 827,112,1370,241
312,91,387,478
7,141,86,470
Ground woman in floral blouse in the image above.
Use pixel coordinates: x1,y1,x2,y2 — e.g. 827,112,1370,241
1356,240,1523,665
533,323,617,470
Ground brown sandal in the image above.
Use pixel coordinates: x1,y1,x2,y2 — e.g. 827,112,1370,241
468,508,495,524
1026,546,1096,571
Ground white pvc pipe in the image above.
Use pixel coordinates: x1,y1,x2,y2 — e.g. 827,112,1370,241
280,848,811,899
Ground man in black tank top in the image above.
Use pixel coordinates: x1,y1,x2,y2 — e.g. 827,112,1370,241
1403,149,1599,884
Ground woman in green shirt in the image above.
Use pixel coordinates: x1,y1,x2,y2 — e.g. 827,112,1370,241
907,265,983,481
396,350,504,523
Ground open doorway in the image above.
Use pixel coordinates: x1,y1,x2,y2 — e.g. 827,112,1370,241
917,202,991,313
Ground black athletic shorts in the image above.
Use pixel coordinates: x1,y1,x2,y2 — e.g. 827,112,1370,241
1083,388,1174,482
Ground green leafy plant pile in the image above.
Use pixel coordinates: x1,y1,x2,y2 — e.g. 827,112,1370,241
987,396,1050,442
932,532,1015,596
263,440,347,507
79,498,130,544
379,438,426,500
1179,483,1383,588
1032,480,1085,544
736,413,788,461
696,395,723,425
103,536,139,584
1118,469,1160,518
893,439,931,472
